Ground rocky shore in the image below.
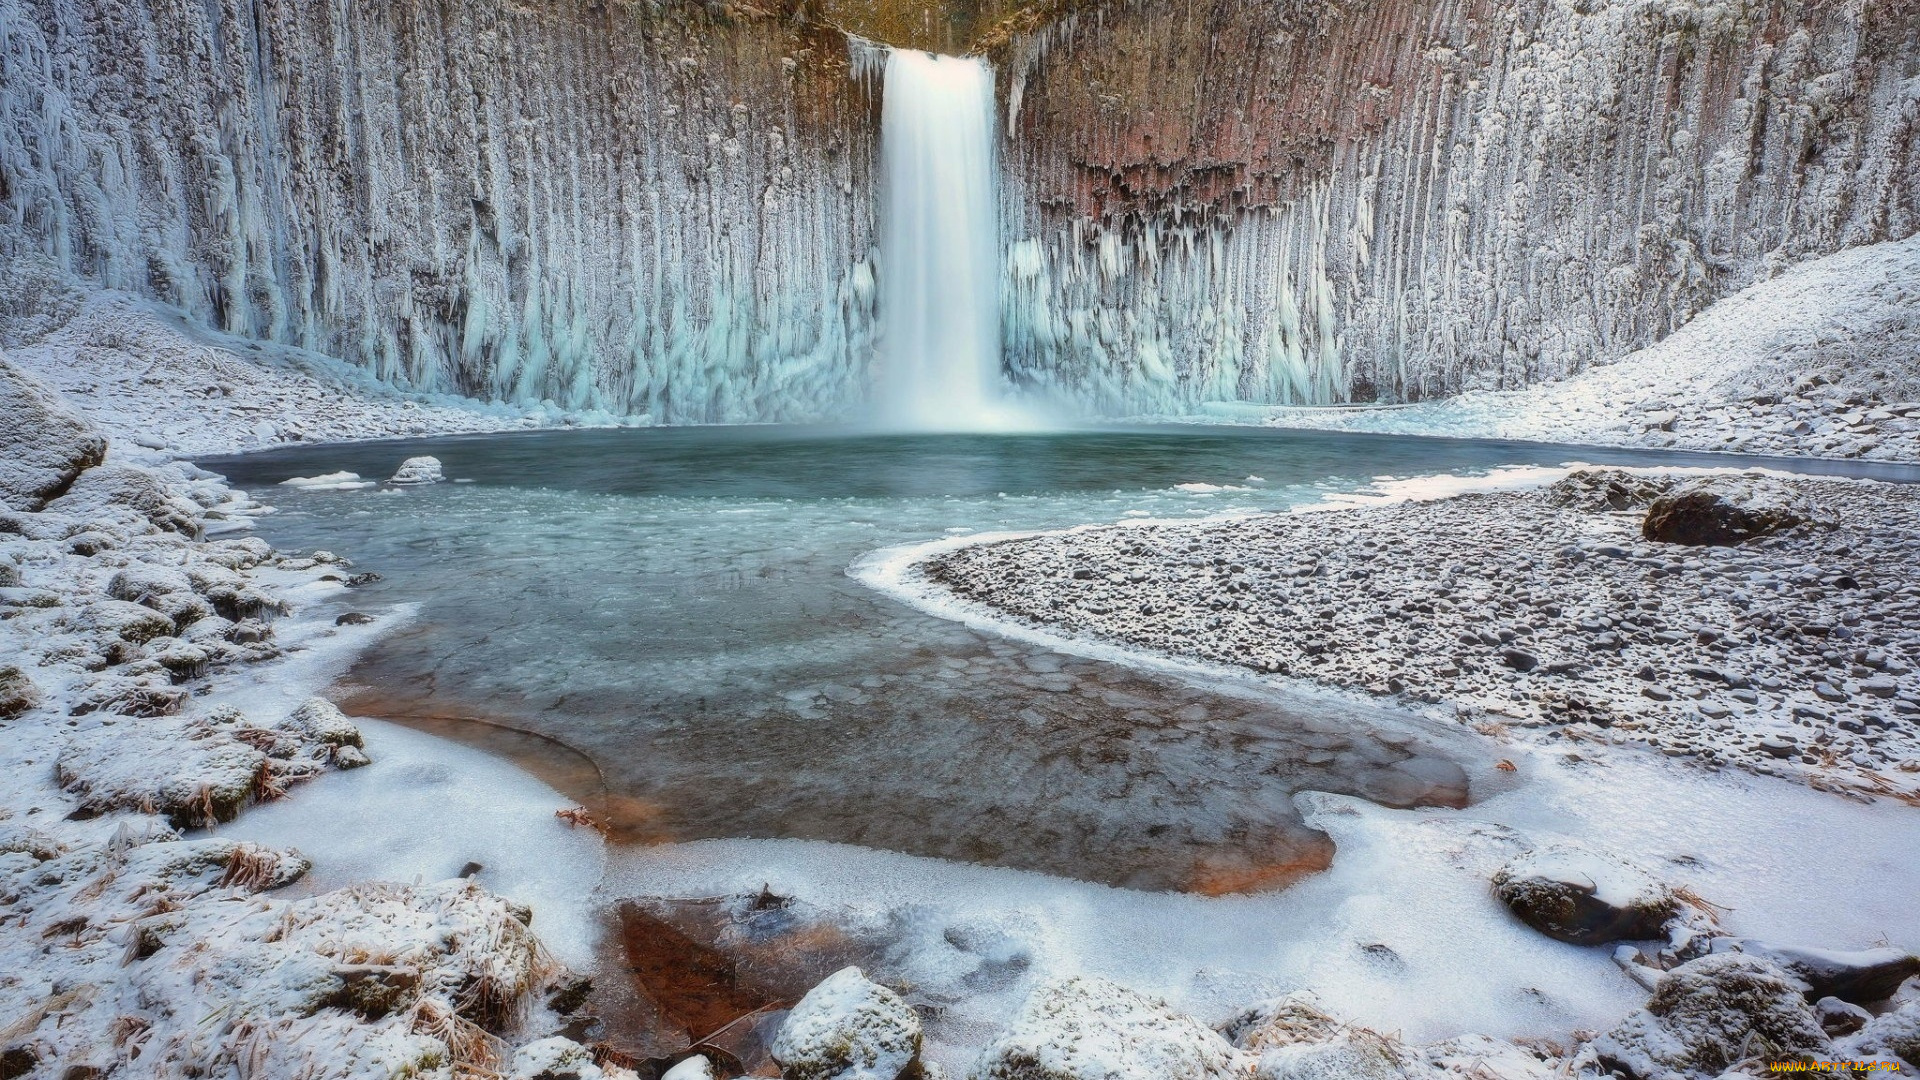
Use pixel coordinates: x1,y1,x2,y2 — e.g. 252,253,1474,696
0,354,621,1078
922,468,1920,803
6,339,1920,1077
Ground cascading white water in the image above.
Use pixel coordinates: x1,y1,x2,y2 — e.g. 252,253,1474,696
875,50,1008,430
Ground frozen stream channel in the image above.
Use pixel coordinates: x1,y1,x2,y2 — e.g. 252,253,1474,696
202,426,1920,1063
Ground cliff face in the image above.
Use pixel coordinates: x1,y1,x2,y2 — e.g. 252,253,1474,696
3,0,1916,420
1000,0,1920,408
0,0,877,421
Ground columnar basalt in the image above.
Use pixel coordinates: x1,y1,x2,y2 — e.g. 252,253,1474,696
999,0,1920,410
2,0,1916,421
0,0,879,422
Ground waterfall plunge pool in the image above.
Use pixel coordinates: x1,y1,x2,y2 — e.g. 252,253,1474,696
201,425,1920,1059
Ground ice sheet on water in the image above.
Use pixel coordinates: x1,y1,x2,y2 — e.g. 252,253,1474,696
603,746,1920,1070
278,471,375,491
224,712,606,970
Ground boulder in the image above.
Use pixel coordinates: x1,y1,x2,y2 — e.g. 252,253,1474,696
772,966,923,1080
972,976,1244,1080
1491,845,1679,945
1726,941,1920,1006
1838,999,1920,1069
281,698,365,749
389,456,445,485
72,599,180,643
0,354,107,511
510,1036,612,1080
0,665,41,719
1641,476,1823,547
45,462,201,535
1591,953,1831,1079
56,723,268,826
1546,469,1675,513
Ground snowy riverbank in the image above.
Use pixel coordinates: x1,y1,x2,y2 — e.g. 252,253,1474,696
903,467,1920,803
1,287,625,456
0,355,618,1077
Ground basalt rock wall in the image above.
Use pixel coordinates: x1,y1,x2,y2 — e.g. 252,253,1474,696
0,0,879,422
3,0,1916,420
999,0,1920,409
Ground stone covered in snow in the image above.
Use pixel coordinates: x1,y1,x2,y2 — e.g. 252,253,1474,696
1641,476,1826,547
0,664,41,719
1546,468,1676,513
389,455,446,484
1838,999,1920,1069
1251,1036,1409,1080
45,461,204,535
772,965,923,1080
1592,953,1831,1079
0,353,106,511
283,697,367,749
56,720,270,825
971,975,1244,1080
1492,845,1679,945
660,1054,716,1080
512,1035,621,1080
1725,940,1920,1006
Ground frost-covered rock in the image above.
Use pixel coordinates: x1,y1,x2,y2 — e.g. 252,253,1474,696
0,354,106,511
1642,477,1826,547
0,664,41,719
1723,940,1920,1006
389,455,446,484
1492,845,1680,945
1218,993,1419,1080
45,461,203,535
283,698,367,749
70,598,179,643
1591,953,1831,1079
512,1036,612,1080
971,976,1245,1080
1838,999,1920,1068
107,564,194,603
661,1054,716,1080
57,721,269,825
772,966,923,1080
1546,469,1675,513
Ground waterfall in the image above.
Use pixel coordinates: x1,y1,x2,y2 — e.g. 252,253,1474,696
875,50,1009,430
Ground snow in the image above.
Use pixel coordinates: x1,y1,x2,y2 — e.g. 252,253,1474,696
389,456,446,485
604,744,1920,1072
0,389,608,1073
1,292,568,455
1214,235,1920,464
282,471,378,491
770,966,924,1080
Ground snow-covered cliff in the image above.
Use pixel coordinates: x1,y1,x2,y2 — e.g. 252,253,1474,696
2,0,1916,421
1001,0,1920,409
0,0,878,421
